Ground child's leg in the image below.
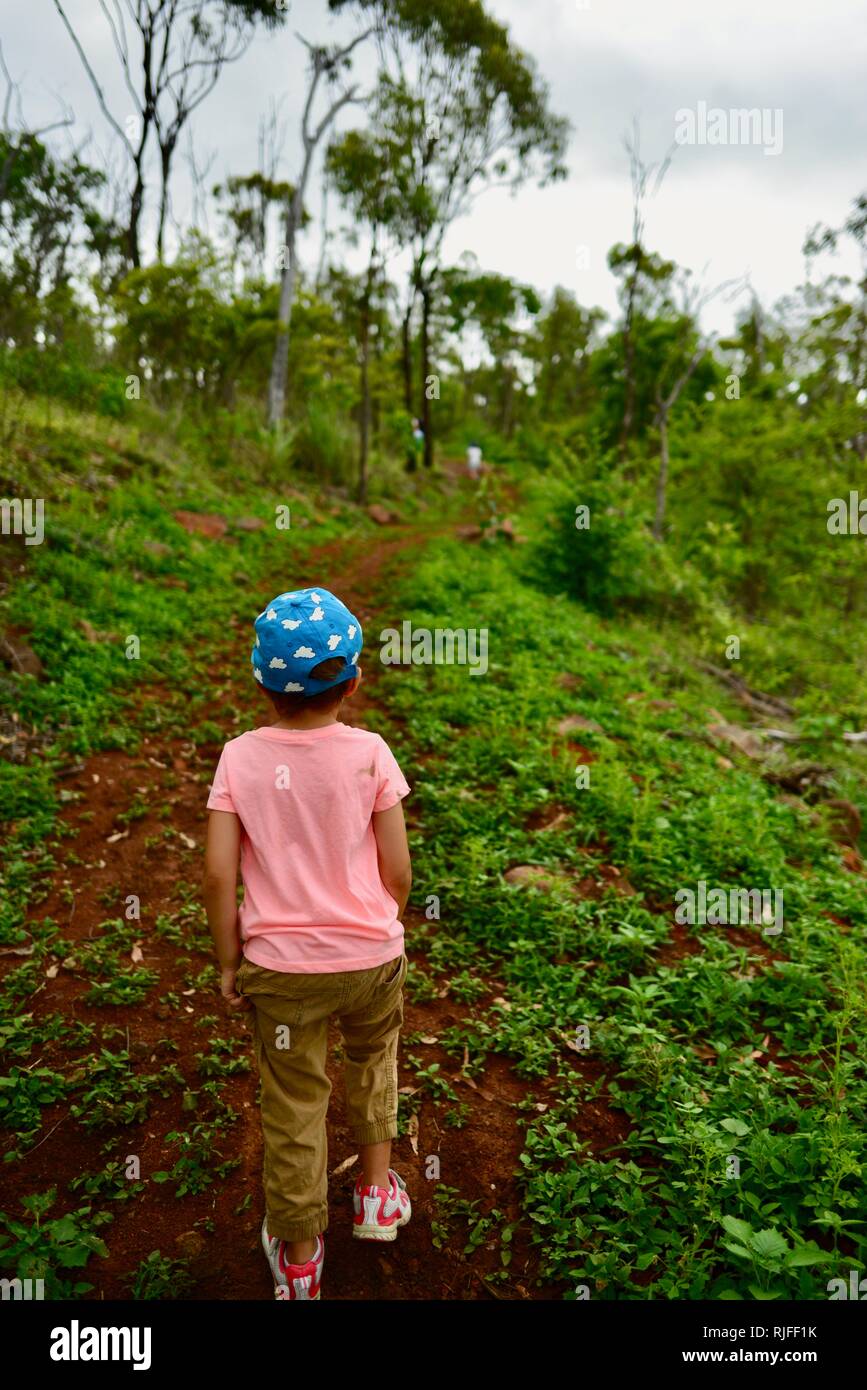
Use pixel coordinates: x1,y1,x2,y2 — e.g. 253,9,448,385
238,961,335,1258
338,953,407,1168
358,1139,392,1189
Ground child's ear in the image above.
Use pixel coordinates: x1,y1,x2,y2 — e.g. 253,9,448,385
346,670,362,697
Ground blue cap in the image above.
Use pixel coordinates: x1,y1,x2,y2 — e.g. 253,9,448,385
252,587,363,695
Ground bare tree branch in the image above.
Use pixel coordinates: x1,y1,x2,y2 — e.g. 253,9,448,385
52,0,134,154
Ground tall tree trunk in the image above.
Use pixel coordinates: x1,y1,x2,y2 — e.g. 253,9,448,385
156,138,177,262
357,264,373,504
267,195,302,428
127,154,146,269
264,44,363,430
619,263,638,462
401,293,414,413
420,280,433,468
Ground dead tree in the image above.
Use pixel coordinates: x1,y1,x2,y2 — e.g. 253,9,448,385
52,1,269,266
618,119,676,464
266,28,370,429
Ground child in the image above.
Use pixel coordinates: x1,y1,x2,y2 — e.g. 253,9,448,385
203,586,413,1301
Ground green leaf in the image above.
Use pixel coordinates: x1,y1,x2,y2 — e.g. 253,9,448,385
787,1243,834,1268
720,1118,750,1137
721,1215,753,1243
751,1228,790,1261
722,1241,752,1260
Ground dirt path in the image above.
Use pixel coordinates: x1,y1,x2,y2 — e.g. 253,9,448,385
5,487,559,1300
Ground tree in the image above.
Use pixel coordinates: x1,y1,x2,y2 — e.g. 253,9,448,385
326,128,404,499
0,132,109,346
441,262,540,436
333,0,569,465
51,0,285,267
614,119,676,463
796,192,867,455
649,272,743,540
217,171,300,276
266,27,371,428
112,231,269,405
528,287,604,422
0,39,74,215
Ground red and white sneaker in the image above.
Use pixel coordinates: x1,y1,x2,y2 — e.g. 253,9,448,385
261,1219,324,1300
352,1169,412,1242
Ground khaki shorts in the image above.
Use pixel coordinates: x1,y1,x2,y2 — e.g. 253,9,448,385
236,952,407,1242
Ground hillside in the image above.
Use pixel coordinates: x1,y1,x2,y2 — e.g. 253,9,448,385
1,400,865,1301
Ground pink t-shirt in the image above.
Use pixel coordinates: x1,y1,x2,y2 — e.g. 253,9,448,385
206,722,410,973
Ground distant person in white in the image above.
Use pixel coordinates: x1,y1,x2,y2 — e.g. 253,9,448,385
466,443,483,479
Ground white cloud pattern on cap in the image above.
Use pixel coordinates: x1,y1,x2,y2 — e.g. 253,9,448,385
252,588,361,692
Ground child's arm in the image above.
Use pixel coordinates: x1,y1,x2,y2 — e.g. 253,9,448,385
203,809,246,1007
372,801,412,917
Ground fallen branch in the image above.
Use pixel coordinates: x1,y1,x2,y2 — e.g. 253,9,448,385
694,659,794,719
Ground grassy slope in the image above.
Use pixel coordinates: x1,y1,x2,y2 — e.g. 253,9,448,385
382,470,867,1300
1,402,866,1299
0,395,426,944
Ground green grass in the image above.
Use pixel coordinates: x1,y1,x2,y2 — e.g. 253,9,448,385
1,396,865,1300
381,493,867,1300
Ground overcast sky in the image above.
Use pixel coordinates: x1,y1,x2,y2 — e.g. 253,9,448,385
6,0,867,334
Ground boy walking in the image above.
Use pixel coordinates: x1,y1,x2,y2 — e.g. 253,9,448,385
203,587,413,1300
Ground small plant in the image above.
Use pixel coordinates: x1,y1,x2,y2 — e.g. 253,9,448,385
0,1188,111,1298
719,1215,834,1299
151,1118,240,1196
405,1056,459,1105
127,1250,195,1300
70,1161,147,1203
0,1066,66,1142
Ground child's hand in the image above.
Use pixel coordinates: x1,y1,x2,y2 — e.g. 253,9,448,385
221,964,248,1010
